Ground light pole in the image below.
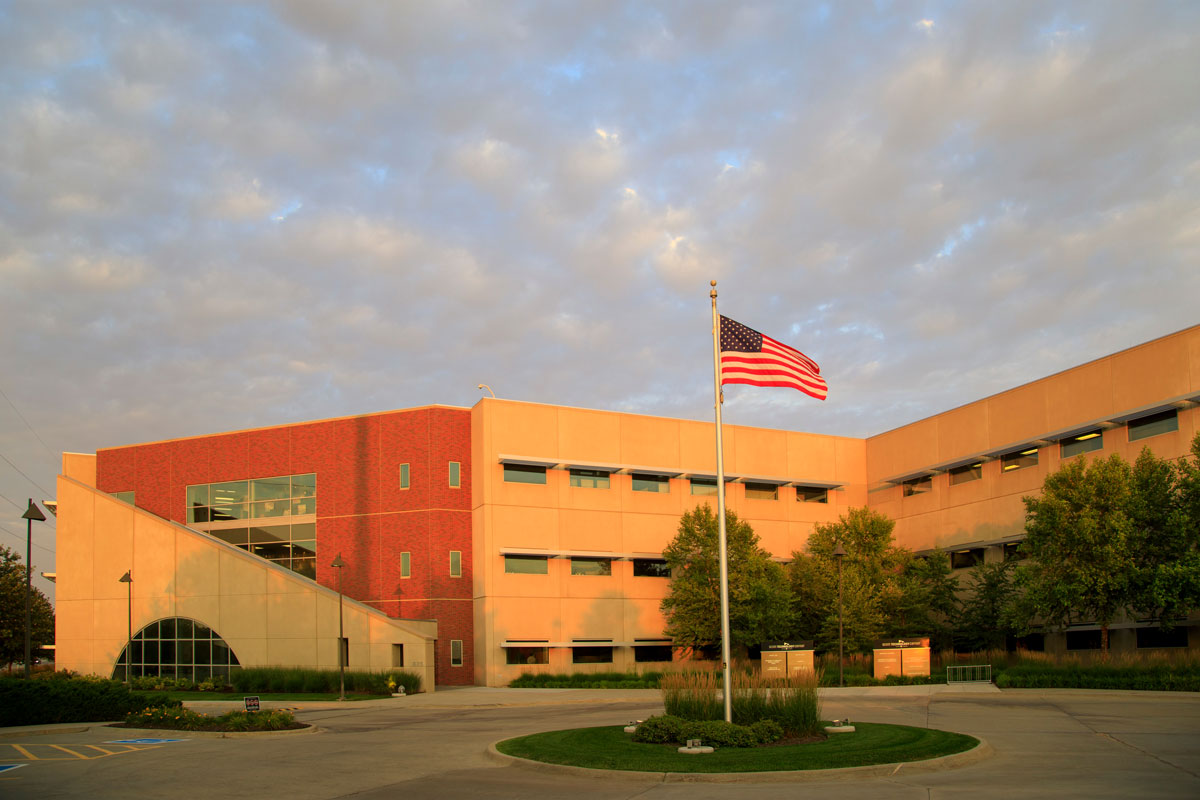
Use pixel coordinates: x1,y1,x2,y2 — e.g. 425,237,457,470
477,383,495,398
21,499,46,679
331,554,346,701
832,541,846,688
119,571,132,684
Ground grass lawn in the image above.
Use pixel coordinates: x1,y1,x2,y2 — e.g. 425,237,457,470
134,690,382,702
496,722,978,773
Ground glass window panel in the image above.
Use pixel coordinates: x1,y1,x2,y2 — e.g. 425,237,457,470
291,473,317,498
252,476,291,502
213,640,231,666
631,474,670,493
634,645,674,663
293,557,316,579
210,666,229,681
194,666,212,682
572,646,613,664
187,506,211,524
449,461,461,488
449,550,462,577
115,648,128,666
503,464,547,484
253,541,292,560
210,528,249,546
795,486,829,503
186,485,210,507
450,639,463,667
571,558,612,576
160,619,175,640
1128,410,1178,442
504,555,549,574
1061,431,1104,458
141,641,158,665
194,622,212,640
291,522,316,540
130,641,143,664
949,463,983,485
133,627,144,640
291,497,316,516
744,482,778,500
113,490,135,504
632,559,671,578
144,620,160,640
178,641,194,665
160,640,176,664
210,480,249,505
690,478,718,496
506,646,549,665
291,540,316,555
401,551,411,578
210,503,248,520
177,619,193,639
569,469,610,489
251,500,288,518
901,476,932,496
249,525,290,544
158,665,176,679
399,463,410,490
1001,448,1039,472
193,640,211,666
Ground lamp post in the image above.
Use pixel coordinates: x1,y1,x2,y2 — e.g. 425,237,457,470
832,542,846,688
119,571,132,684
21,499,46,679
331,554,346,701
477,383,495,398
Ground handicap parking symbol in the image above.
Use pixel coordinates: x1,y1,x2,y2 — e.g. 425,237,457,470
105,738,189,744
0,764,28,774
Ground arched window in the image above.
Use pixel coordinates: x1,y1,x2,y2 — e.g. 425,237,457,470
113,617,240,683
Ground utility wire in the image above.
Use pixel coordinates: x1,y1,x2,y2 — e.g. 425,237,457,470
0,385,59,468
0,448,54,498
0,523,57,558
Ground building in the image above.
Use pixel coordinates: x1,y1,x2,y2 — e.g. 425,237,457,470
52,325,1199,686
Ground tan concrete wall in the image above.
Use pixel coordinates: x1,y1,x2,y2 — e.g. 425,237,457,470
471,399,867,686
55,475,437,689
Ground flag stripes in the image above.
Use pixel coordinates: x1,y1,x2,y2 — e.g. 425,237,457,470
719,316,828,401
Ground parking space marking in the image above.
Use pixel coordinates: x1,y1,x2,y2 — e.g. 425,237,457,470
0,743,161,762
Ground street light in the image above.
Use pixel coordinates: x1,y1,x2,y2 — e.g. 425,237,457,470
832,541,846,688
21,499,46,679
331,554,346,701
477,383,495,398
119,571,132,684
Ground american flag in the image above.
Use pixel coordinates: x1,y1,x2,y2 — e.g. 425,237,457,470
719,316,828,401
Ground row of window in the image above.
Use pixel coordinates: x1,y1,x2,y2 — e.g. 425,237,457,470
398,461,462,489
187,473,316,524
504,555,670,577
1066,626,1190,650
505,645,674,665
900,409,1183,496
503,464,830,502
398,550,463,578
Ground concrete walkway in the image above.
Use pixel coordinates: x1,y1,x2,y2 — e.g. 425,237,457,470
0,686,1196,799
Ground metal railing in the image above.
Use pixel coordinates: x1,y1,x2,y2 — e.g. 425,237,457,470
946,664,992,684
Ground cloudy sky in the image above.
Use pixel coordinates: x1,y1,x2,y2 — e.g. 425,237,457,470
2,1,1198,601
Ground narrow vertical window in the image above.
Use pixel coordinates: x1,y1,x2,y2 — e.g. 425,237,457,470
399,463,410,490
400,551,411,578
449,461,461,488
450,639,463,667
449,550,462,578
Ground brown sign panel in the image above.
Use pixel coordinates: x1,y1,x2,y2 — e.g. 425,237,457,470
873,648,902,679
761,650,787,678
902,647,931,676
786,649,815,675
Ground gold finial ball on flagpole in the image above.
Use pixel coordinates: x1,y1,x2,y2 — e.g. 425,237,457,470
710,279,717,298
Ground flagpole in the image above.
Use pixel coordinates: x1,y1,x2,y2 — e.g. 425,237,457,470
709,280,733,724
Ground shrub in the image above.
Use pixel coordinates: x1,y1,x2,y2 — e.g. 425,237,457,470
749,719,784,744
631,715,686,744
0,676,180,727
681,719,757,748
228,667,404,695
123,707,298,732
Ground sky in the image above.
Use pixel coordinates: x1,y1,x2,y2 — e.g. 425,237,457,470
1,1,1198,603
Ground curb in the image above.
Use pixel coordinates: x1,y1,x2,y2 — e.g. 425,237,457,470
486,737,994,783
107,723,321,739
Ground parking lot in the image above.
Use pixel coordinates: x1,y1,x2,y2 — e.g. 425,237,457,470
1,686,1198,799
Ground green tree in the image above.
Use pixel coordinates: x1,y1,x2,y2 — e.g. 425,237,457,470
956,559,1019,652
0,543,55,668
1015,453,1137,651
660,505,793,652
791,507,958,653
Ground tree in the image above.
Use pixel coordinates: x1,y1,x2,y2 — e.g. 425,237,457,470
790,507,958,653
1015,453,1137,651
0,543,55,668
660,505,793,653
955,559,1019,652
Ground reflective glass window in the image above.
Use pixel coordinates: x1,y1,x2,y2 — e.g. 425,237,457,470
572,646,613,664
1128,410,1178,442
112,617,240,684
450,639,464,667
1061,430,1103,458
504,555,549,574
795,486,828,503
744,482,778,500
690,478,718,496
569,469,610,489
1001,448,1039,472
450,550,462,577
504,464,547,484
399,463,410,490
506,646,549,665
949,463,983,485
449,461,461,488
632,559,671,577
902,476,932,496
401,552,411,578
631,474,670,493
571,558,612,576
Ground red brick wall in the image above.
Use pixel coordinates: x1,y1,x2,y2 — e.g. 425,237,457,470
95,407,475,684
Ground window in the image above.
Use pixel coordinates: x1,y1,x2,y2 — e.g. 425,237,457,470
632,558,671,578
400,552,411,578
634,645,674,663
631,473,670,493
504,555,548,574
901,476,932,496
112,617,240,684
570,557,612,576
449,461,461,488
690,478,718,496
113,490,135,504
1065,630,1102,651
569,469,610,489
450,639,463,667
399,463,410,490
950,548,985,569
189,473,316,524
1128,409,1178,442
1061,430,1103,458
572,646,613,664
503,463,546,484
744,482,778,500
1002,542,1027,561
1000,448,1039,472
392,644,404,668
948,463,983,485
449,550,462,578
505,646,550,665
1136,626,1189,649
795,486,828,503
